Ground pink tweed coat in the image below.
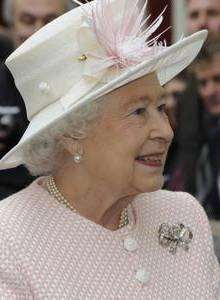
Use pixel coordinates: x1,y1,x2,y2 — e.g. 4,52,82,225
0,177,219,299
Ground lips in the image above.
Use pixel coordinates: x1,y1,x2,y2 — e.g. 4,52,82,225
135,153,165,167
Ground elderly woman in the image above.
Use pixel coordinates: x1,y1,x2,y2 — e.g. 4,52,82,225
0,0,219,299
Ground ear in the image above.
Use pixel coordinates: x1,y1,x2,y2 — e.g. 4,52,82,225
59,136,79,155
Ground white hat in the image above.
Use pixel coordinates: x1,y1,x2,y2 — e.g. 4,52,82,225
0,0,207,170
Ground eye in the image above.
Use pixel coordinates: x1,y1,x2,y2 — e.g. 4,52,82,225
132,107,146,116
158,104,167,113
189,10,199,20
213,75,220,83
20,13,36,25
207,9,219,17
198,79,207,88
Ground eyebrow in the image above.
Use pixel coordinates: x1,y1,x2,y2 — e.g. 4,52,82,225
20,12,60,19
121,97,147,111
122,93,166,111
139,93,166,101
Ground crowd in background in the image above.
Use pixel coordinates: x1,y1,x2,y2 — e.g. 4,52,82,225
163,0,220,221
0,0,220,222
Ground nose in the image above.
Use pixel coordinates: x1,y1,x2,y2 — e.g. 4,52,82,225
148,111,174,144
34,20,45,32
198,12,208,30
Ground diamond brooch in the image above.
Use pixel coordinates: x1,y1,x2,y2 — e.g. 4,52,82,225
158,223,193,255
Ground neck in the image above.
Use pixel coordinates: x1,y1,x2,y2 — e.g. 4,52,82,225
52,167,134,231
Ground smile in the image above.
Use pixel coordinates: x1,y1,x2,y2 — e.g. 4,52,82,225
135,154,164,168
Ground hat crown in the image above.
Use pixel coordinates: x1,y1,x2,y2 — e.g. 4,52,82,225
6,0,167,121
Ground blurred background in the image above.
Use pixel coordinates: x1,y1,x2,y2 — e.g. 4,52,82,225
0,0,220,259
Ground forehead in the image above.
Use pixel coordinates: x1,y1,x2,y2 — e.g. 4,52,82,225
105,73,164,110
196,53,220,76
165,79,186,93
188,0,220,10
15,0,65,14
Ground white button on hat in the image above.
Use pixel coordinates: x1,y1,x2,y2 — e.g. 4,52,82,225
135,268,150,284
38,81,50,94
123,236,138,252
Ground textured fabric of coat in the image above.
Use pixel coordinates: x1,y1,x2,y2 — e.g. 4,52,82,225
0,177,219,299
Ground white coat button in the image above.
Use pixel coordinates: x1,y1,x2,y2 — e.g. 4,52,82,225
135,268,150,284
123,237,138,252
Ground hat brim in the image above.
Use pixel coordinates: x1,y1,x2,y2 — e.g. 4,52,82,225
0,30,207,170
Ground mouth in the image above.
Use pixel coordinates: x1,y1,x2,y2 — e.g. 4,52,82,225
135,153,165,168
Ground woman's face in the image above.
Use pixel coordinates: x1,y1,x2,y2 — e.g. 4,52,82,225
82,73,174,196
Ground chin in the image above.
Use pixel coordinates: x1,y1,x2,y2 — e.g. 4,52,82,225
135,174,164,193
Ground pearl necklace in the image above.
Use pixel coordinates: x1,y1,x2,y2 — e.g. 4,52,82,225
46,176,129,229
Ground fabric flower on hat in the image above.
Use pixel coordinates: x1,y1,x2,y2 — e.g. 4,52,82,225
75,0,168,83
76,20,109,82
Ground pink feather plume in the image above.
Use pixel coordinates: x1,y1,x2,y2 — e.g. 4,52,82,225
73,0,169,72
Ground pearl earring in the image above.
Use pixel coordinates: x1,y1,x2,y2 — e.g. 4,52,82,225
73,153,82,164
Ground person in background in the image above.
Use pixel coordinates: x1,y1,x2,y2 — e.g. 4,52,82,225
186,0,220,37
192,39,220,219
163,73,188,132
0,62,32,199
0,0,9,34
163,72,188,191
3,0,69,46
176,0,220,196
0,0,14,62
0,0,69,200
0,34,14,62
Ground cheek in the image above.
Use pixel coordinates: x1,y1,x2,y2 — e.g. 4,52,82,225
95,133,146,182
15,22,33,34
106,118,147,154
200,88,207,98
209,18,220,26
188,19,198,27
87,117,149,178
123,127,148,159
